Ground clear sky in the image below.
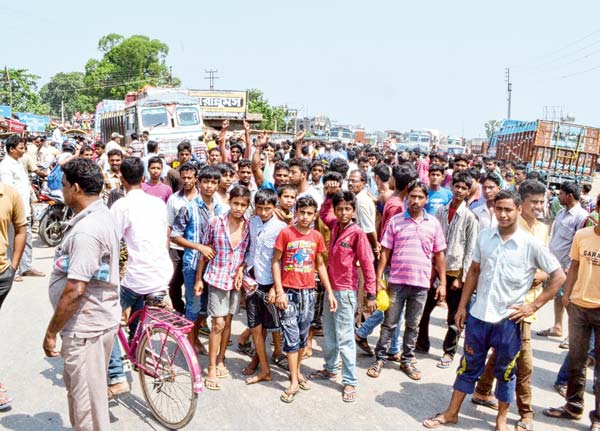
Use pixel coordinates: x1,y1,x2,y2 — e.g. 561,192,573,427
3,0,600,137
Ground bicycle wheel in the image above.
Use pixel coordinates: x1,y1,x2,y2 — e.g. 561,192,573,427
137,326,198,429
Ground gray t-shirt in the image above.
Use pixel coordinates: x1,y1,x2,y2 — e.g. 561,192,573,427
48,199,121,338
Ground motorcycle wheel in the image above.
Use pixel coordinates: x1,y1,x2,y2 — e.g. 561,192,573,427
38,207,66,247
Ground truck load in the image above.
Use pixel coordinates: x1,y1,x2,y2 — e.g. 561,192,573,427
488,119,599,186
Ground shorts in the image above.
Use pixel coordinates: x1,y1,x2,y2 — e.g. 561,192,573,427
279,288,315,353
246,283,280,330
207,284,240,317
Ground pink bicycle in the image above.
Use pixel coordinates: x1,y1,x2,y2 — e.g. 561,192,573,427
116,305,202,429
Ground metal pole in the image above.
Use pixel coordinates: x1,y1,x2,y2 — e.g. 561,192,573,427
506,67,512,119
61,99,64,125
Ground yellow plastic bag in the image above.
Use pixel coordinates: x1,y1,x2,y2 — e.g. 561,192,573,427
376,289,390,312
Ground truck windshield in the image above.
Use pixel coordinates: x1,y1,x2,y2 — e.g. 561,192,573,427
141,107,168,128
176,107,200,126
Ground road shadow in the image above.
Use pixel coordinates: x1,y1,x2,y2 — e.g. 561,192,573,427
110,392,164,430
0,412,70,431
39,357,65,388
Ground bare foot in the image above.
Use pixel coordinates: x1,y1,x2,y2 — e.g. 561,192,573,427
245,372,272,385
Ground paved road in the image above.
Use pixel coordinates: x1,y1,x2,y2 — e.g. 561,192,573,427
0,239,593,431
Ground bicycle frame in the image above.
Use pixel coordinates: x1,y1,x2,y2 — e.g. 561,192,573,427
116,306,203,393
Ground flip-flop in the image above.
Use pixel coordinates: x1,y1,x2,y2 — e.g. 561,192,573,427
437,356,453,369
298,379,311,391
515,420,533,431
342,387,357,403
542,406,582,420
355,333,374,356
367,360,384,378
280,388,299,404
423,413,458,429
216,367,230,379
273,354,289,371
471,396,499,410
536,328,562,337
307,369,337,380
0,395,12,411
238,341,255,357
204,378,221,391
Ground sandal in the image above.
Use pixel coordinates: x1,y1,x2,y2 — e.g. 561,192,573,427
515,420,533,431
536,327,562,337
471,395,499,410
280,388,299,404
367,360,384,378
273,353,289,371
307,369,337,380
542,406,582,420
400,363,422,380
423,412,458,429
355,333,374,356
238,341,255,357
342,386,357,403
204,377,221,391
553,383,567,398
0,393,12,411
298,379,311,391
437,355,453,369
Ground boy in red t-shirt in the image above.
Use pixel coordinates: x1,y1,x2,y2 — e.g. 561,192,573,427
273,196,338,404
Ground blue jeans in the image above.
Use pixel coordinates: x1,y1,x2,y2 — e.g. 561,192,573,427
374,284,427,364
356,309,402,355
323,290,358,386
454,314,521,403
183,266,208,321
108,286,144,384
556,328,596,386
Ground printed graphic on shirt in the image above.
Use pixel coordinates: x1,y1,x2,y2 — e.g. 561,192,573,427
283,240,316,274
53,253,111,282
583,249,600,266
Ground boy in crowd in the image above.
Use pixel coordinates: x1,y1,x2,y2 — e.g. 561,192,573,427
425,164,453,216
368,181,447,380
274,184,297,225
273,196,338,403
311,188,377,402
195,185,251,390
242,189,288,385
171,166,225,353
142,156,173,203
472,173,502,227
416,172,478,368
215,163,235,207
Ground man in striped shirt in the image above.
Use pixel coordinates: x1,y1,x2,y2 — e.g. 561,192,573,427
367,181,447,381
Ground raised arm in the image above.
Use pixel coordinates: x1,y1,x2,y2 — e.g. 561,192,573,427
295,130,304,159
243,119,252,160
219,119,230,163
252,133,268,187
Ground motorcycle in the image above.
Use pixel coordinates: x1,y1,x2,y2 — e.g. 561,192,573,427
36,190,73,247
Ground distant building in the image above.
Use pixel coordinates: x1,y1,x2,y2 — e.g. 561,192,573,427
296,116,332,135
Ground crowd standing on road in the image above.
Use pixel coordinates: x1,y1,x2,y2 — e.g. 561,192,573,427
1,123,600,431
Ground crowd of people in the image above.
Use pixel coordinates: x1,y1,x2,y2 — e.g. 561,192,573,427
0,121,600,431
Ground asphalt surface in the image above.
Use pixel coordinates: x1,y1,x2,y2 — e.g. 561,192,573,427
0,237,594,431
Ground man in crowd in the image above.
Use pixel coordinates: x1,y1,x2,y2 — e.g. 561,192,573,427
102,149,123,204
416,172,478,368
43,158,120,431
472,173,502,229
538,182,588,339
166,163,199,314
289,158,323,207
423,190,565,431
424,164,452,216
0,134,45,281
105,132,125,154
0,181,26,409
368,181,446,381
107,157,173,397
142,141,168,181
142,156,173,203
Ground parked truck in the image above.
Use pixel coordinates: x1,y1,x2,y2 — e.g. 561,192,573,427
489,119,599,186
96,87,204,162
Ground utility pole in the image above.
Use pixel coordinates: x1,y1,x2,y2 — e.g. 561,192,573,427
204,69,219,91
4,65,13,110
168,66,173,85
505,67,512,119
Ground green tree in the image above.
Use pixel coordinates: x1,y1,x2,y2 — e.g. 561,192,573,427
40,72,96,118
247,88,288,131
0,68,49,114
484,119,502,139
84,34,180,101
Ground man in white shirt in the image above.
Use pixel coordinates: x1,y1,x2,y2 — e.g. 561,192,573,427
0,135,45,280
51,125,65,149
423,190,565,431
106,156,173,397
142,140,168,181
105,132,126,155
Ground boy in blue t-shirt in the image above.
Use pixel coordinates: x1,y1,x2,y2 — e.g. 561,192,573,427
425,164,452,215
